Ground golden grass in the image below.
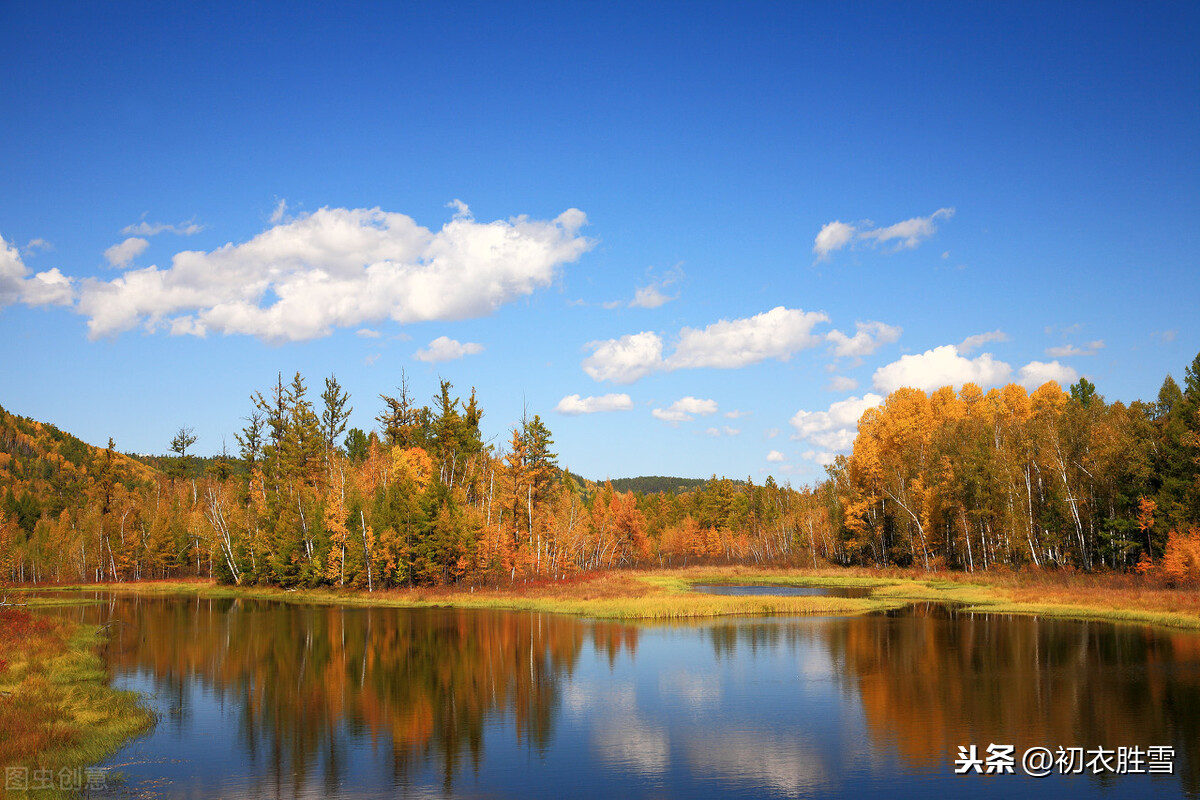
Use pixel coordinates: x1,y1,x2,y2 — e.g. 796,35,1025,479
18,565,1200,630
0,609,154,799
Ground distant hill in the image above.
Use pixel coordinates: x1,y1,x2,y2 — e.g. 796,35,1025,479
603,475,711,495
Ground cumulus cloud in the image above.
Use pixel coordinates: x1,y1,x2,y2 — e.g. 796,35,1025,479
790,394,885,458
414,335,484,363
78,203,592,341
812,208,954,260
766,450,785,463
355,328,381,338
872,345,1012,394
555,393,634,415
827,375,858,392
121,218,204,237
583,307,830,383
582,331,665,384
813,221,856,260
1046,340,1104,357
958,329,1009,355
724,409,749,419
826,320,902,359
652,396,718,424
24,238,53,254
871,344,1079,394
669,306,830,369
104,237,149,268
1018,360,1078,389
0,234,75,308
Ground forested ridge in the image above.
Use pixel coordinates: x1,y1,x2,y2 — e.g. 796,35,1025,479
2,352,1199,587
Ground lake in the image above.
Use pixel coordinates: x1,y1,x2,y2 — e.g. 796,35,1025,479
50,593,1200,798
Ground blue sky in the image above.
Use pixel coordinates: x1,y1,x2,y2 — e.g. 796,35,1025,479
1,1,1197,483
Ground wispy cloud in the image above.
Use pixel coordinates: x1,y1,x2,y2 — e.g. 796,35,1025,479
121,217,205,237
958,329,1009,355
629,266,682,309
813,208,954,261
1046,340,1104,357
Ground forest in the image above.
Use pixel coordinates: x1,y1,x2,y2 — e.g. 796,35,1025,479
1,351,1198,588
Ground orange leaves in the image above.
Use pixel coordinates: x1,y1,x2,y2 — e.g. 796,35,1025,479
1161,528,1200,586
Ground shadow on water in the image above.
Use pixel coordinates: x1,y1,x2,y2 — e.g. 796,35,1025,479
37,594,1200,799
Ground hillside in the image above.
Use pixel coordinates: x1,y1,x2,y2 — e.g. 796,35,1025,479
0,404,158,532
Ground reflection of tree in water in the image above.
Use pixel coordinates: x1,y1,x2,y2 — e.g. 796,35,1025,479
696,606,1200,796
95,597,639,793
825,605,1200,796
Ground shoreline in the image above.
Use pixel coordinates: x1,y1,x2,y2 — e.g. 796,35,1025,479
0,610,155,798
13,565,1200,632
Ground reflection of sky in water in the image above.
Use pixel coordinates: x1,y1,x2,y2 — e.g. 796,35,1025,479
93,604,1198,800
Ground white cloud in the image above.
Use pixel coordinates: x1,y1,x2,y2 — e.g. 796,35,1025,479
582,306,829,383
765,427,779,439
630,284,672,309
813,221,856,260
121,218,204,237
1018,360,1078,389
414,335,484,363
582,331,665,384
652,396,718,424
813,208,954,261
724,409,749,419
79,204,592,341
790,394,884,459
766,450,785,462
826,320,902,359
555,393,634,415
104,237,149,268
355,328,381,338
704,426,741,437
0,234,75,307
669,306,829,369
858,208,954,250
269,199,288,225
826,375,858,392
24,238,53,253
958,329,1009,355
872,345,1012,394
1046,340,1104,358
629,266,682,309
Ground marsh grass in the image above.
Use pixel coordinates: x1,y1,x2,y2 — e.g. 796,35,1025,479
0,609,154,798
17,565,1200,630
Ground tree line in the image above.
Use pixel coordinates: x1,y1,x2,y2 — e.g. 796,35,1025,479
1,351,1198,587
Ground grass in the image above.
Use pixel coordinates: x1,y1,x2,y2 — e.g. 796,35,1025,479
0,608,155,799
17,565,1200,631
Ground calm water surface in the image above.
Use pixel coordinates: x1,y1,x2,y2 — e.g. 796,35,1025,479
51,595,1200,798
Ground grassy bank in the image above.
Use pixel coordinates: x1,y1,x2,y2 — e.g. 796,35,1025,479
17,565,1200,631
0,607,155,798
